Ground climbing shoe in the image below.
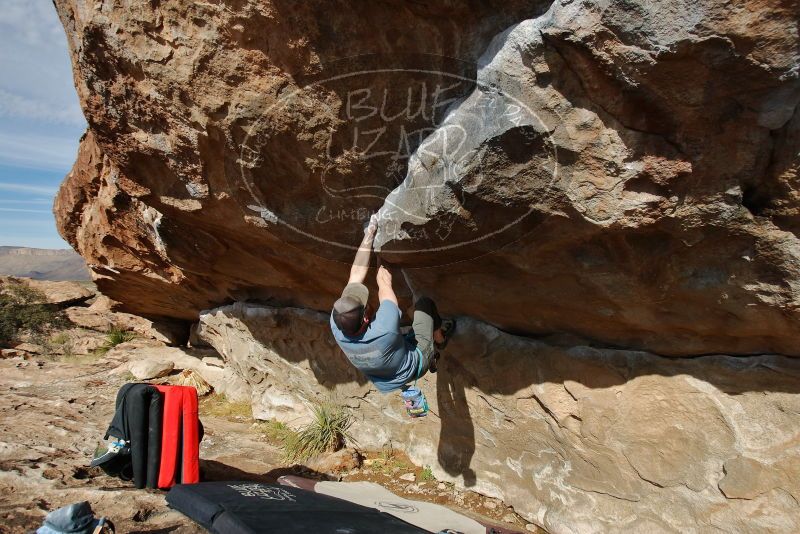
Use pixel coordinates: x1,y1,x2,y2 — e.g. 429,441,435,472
428,351,440,373
435,319,456,350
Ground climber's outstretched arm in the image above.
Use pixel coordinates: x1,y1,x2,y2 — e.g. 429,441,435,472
348,215,377,284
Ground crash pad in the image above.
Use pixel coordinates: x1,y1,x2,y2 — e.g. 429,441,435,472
166,481,429,534
278,475,522,534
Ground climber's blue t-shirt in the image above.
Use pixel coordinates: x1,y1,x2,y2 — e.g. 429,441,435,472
330,300,419,393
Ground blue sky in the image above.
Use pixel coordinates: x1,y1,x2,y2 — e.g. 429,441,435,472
0,0,86,249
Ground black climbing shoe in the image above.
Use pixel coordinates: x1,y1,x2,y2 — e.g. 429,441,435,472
428,351,440,373
435,319,456,351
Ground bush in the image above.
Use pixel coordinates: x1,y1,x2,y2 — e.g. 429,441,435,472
0,280,65,347
0,295,14,345
284,402,355,462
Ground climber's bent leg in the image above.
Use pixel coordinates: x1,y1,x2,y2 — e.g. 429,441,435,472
410,296,442,373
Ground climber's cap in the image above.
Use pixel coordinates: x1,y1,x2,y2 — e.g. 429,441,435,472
332,282,369,336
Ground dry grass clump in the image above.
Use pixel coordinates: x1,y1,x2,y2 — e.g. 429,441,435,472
253,419,292,445
171,369,212,396
283,402,354,462
199,393,252,420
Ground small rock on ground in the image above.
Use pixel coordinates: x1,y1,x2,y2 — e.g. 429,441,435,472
307,447,362,474
129,359,174,379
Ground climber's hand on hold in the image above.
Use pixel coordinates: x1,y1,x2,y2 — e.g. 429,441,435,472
377,261,398,305
363,213,379,242
377,263,392,287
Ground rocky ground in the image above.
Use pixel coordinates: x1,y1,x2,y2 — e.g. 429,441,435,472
0,351,536,534
0,310,533,532
0,349,205,533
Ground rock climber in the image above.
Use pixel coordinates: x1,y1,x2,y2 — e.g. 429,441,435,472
330,215,454,393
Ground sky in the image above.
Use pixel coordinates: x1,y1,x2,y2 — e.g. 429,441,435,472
0,0,86,249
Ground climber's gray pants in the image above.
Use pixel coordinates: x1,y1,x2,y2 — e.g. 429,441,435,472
409,297,442,373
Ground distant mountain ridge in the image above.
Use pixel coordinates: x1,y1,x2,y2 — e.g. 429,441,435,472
0,247,90,281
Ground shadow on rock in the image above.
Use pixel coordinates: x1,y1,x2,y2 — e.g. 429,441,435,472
201,459,335,485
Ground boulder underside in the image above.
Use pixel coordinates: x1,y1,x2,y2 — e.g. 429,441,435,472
53,0,800,355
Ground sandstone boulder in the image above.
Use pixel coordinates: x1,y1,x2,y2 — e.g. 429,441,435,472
52,0,800,356
49,0,800,531
198,303,800,533
65,306,112,331
12,343,44,355
26,279,93,306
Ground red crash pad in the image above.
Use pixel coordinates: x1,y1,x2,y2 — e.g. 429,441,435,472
155,385,200,488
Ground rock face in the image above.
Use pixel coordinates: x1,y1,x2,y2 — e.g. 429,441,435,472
379,0,800,356
198,303,800,533
53,0,800,355
52,0,545,322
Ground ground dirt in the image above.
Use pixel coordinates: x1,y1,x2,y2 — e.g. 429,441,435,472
0,351,537,533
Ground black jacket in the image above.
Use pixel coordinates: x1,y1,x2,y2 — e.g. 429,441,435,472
101,383,163,489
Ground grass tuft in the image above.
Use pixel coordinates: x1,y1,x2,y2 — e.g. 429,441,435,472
199,393,252,419
254,420,292,445
120,371,137,382
106,326,135,347
50,332,70,346
420,465,435,482
95,326,135,355
36,331,74,358
283,402,354,462
172,369,212,396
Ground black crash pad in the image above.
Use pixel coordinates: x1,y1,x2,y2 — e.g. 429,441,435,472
166,481,430,533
